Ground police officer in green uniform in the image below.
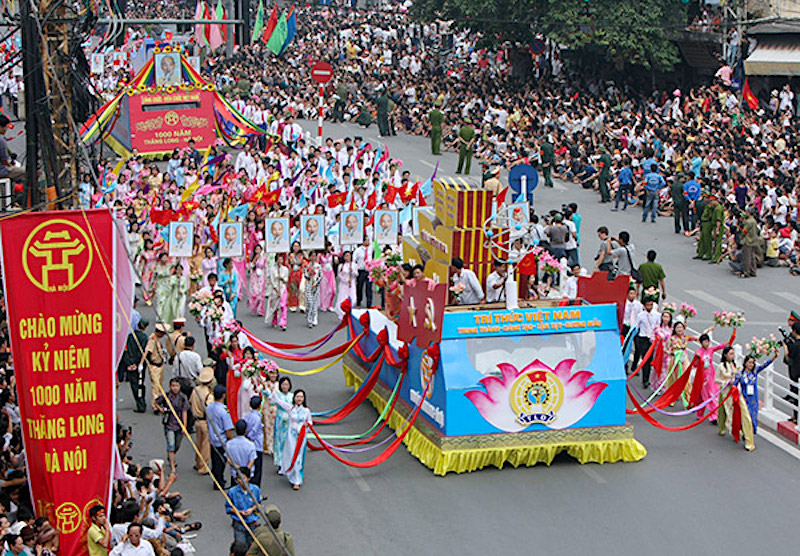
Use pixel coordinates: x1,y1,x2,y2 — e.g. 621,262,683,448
695,192,715,260
540,136,554,188
456,117,475,175
710,194,726,263
429,99,444,155
597,146,612,202
376,89,390,137
671,175,687,234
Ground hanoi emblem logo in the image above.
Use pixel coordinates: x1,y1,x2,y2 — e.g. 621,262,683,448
22,219,93,293
509,369,564,425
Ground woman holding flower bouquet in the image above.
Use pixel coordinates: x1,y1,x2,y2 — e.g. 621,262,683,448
219,258,240,318
737,354,778,445
695,326,736,423
237,346,258,421
269,387,313,490
651,310,674,392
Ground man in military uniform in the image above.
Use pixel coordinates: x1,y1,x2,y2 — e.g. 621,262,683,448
144,322,168,411
694,192,713,260
429,99,444,155
484,166,502,196
246,505,295,556
376,89,390,137
190,365,215,475
710,193,726,263
597,146,612,202
123,318,149,413
167,318,187,362
456,117,476,175
540,135,554,188
671,175,688,234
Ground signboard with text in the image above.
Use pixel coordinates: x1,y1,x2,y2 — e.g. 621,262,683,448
0,210,133,556
128,89,216,155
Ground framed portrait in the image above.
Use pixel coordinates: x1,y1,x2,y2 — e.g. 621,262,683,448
411,207,426,238
188,56,201,72
375,210,398,245
507,202,529,239
168,221,194,258
90,54,104,75
300,215,325,251
340,210,364,245
219,222,243,258
265,217,290,253
154,52,181,87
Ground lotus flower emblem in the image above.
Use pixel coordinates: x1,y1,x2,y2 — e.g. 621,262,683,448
465,359,607,432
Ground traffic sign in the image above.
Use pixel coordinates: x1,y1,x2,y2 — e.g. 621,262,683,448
531,39,545,55
508,163,538,202
311,61,333,84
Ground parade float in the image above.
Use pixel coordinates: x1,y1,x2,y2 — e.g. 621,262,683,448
80,46,264,158
337,178,647,475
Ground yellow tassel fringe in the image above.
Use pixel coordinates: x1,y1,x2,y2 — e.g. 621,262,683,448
342,364,647,476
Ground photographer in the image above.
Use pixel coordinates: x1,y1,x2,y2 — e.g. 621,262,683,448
782,320,800,423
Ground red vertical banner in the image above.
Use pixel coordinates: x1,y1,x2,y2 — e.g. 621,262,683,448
0,209,122,556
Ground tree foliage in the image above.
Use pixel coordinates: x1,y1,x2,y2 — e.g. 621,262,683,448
410,0,685,72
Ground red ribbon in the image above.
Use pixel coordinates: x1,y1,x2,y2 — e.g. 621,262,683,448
627,383,733,431
286,424,307,473
626,357,696,415
315,352,386,425
626,338,658,381
306,361,435,468
731,386,742,443
243,328,366,361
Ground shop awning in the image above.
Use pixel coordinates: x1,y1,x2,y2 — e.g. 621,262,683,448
745,36,800,76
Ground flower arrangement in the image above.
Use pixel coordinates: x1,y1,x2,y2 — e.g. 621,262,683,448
258,359,279,375
746,335,781,359
189,266,202,283
450,282,466,299
206,304,224,323
679,303,697,319
188,289,213,317
713,310,746,328
537,249,564,274
662,302,676,313
222,320,241,334
237,358,259,378
211,335,227,349
365,258,387,286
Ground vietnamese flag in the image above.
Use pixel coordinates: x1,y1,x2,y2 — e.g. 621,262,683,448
496,186,509,205
385,185,398,205
366,191,377,210
263,188,282,206
150,208,175,226
743,78,759,111
399,182,419,204
327,191,347,208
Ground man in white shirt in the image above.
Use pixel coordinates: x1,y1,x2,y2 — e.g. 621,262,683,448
175,336,203,382
622,286,644,338
485,261,508,303
353,238,372,307
632,296,660,389
110,523,156,555
451,257,484,305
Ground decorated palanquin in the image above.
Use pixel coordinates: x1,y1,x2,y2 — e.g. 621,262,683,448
342,277,646,475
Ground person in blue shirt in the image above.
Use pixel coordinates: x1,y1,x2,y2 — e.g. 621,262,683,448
613,156,634,211
227,420,257,485
242,396,265,487
207,385,235,489
682,173,702,232
642,164,666,223
225,469,262,546
576,159,596,188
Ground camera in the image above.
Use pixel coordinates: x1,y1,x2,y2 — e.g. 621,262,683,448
779,327,794,343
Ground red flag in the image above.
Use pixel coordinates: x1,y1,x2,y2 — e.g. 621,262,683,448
496,186,509,205
263,188,281,206
164,31,173,41
203,2,212,44
743,78,759,111
327,191,347,208
399,182,419,204
150,208,175,226
208,222,218,243
416,189,427,207
385,185,398,205
262,4,278,43
366,191,377,210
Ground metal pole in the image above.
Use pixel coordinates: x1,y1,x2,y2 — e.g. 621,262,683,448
225,0,234,56
317,85,323,147
20,0,39,206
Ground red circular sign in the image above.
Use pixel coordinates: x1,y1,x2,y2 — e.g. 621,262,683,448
311,61,333,84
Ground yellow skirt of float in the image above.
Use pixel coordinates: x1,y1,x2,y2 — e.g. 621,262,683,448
343,362,647,476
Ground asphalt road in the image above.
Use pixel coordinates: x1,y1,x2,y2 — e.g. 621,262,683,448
120,121,800,555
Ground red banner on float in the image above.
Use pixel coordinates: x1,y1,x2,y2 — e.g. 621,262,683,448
128,89,216,155
0,209,132,556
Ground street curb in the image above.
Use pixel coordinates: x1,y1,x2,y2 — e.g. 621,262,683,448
758,407,800,445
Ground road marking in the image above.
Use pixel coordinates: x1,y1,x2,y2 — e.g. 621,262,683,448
419,160,436,169
685,290,744,312
729,290,785,313
757,428,800,461
346,467,371,492
774,291,800,307
580,466,607,484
